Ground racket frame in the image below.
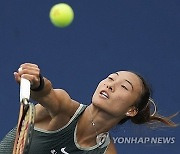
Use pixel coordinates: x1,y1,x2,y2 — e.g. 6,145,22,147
13,78,35,154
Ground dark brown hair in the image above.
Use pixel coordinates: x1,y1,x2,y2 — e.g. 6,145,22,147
119,72,178,127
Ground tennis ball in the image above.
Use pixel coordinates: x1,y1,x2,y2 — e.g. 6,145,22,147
49,3,74,28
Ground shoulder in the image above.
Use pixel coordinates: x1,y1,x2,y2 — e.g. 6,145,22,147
52,89,80,116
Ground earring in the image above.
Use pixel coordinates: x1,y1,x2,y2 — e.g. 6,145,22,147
126,112,130,116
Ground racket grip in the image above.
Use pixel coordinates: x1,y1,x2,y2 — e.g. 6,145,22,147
20,78,31,102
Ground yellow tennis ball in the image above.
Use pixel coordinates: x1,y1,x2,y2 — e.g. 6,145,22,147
49,3,74,28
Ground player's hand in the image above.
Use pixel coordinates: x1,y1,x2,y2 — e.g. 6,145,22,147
14,63,41,89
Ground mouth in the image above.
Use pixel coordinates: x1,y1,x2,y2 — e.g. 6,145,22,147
99,90,109,99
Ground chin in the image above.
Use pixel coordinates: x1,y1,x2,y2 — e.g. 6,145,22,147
92,97,111,112
92,97,104,108
92,98,123,117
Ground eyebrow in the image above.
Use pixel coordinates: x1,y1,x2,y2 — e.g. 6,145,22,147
113,72,134,90
125,79,134,90
115,72,119,76
114,72,134,90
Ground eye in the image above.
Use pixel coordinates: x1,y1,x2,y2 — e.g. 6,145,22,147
121,85,128,91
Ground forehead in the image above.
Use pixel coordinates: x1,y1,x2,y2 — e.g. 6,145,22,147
116,71,139,79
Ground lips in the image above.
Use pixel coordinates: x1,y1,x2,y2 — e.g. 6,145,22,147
99,90,109,99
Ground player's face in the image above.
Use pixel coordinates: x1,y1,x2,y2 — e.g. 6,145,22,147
92,71,142,117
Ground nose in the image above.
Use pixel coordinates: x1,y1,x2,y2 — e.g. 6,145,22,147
104,84,114,92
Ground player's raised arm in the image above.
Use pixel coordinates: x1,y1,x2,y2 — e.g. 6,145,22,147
14,63,73,117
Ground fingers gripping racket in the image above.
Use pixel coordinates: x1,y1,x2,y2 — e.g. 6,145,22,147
13,78,35,154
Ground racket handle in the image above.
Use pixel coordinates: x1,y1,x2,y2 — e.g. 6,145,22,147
20,78,31,102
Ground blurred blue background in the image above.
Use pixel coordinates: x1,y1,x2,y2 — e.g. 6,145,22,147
0,0,179,153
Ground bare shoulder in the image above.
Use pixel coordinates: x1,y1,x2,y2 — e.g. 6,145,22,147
106,139,117,154
53,89,80,116
35,104,50,123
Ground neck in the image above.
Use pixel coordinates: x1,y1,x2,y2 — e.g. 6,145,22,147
87,104,123,133
76,103,123,146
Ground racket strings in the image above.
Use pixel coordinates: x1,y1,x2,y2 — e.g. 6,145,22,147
14,104,35,154
16,110,30,153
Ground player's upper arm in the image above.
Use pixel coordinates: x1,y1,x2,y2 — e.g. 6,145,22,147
32,88,74,118
31,77,79,119
106,139,117,154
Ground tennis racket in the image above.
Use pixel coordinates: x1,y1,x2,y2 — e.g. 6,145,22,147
13,78,35,154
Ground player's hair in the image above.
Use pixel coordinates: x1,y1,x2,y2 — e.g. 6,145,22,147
119,72,178,127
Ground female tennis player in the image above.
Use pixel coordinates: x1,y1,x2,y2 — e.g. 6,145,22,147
0,63,177,154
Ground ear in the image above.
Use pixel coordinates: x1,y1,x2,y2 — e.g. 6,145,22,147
125,106,138,117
